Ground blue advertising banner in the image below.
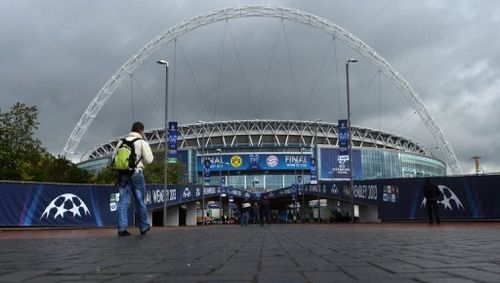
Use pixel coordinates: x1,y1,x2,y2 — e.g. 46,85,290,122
145,175,500,221
265,181,377,207
310,158,317,185
373,176,500,220
337,119,351,179
144,185,259,210
220,177,226,195
338,119,349,155
0,182,119,227
168,121,178,163
0,181,260,227
197,153,311,172
203,159,211,183
3,175,500,226
319,148,361,180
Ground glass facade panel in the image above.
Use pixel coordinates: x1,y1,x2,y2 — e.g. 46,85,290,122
284,175,297,188
266,174,283,190
360,148,402,180
358,148,445,180
400,153,446,177
227,174,245,188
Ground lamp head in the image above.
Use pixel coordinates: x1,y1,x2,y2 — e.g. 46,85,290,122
157,60,169,66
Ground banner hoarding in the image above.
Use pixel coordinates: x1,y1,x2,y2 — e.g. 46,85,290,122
197,153,312,172
168,121,178,163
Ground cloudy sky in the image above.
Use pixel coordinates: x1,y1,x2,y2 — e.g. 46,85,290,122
1,0,499,175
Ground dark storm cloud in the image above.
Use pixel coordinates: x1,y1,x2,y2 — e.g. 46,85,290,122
1,0,499,173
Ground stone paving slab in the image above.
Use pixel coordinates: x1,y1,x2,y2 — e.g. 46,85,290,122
1,223,500,282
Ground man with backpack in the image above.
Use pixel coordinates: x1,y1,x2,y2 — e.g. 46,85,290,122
113,122,154,236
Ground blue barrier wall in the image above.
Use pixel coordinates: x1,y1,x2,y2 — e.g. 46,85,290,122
1,175,499,226
0,182,256,227
0,182,117,227
315,175,500,220
373,175,500,220
268,175,500,220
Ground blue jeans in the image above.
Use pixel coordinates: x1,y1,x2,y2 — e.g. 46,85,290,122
117,171,149,232
240,211,249,226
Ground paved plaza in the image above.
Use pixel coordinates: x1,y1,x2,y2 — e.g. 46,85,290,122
1,223,500,282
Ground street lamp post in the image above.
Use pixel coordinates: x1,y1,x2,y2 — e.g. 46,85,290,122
225,162,231,222
346,58,357,223
300,147,305,222
157,60,169,227
216,148,222,224
198,120,206,225
314,119,322,223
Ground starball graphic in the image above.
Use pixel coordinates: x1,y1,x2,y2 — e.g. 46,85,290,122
40,193,91,220
421,185,465,211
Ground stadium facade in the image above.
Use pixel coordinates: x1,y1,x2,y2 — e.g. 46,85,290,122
78,120,446,191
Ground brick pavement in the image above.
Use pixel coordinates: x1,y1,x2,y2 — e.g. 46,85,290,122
1,223,500,282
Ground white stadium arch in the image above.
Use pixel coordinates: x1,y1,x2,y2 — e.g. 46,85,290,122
62,5,462,175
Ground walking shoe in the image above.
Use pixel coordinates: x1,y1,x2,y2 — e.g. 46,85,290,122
118,230,131,237
140,225,150,235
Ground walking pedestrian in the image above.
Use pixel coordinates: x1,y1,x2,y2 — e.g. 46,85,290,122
259,195,271,226
241,199,251,226
423,178,441,224
252,202,260,225
113,122,154,236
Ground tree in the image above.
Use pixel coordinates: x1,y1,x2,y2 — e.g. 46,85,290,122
0,103,92,183
42,155,93,183
144,154,187,185
92,152,187,185
0,103,44,180
93,166,117,185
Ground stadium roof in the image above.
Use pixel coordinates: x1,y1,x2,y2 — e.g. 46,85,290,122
82,120,426,161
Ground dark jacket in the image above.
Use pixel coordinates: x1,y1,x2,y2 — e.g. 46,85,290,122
259,197,270,212
424,180,441,201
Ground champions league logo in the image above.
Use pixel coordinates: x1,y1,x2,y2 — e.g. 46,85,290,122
421,185,465,211
249,154,260,170
40,193,91,220
168,130,177,144
334,155,349,174
337,155,349,165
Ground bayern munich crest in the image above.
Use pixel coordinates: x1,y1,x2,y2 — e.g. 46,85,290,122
266,155,279,167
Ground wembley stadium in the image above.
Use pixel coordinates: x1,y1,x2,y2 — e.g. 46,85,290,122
77,119,446,191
